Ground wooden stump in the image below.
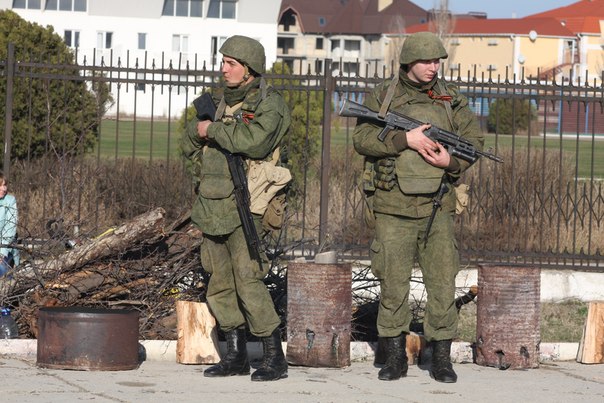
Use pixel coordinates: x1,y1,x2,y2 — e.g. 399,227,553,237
176,301,220,364
577,301,604,364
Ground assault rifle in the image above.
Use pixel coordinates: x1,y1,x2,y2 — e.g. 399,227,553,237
193,93,262,261
339,99,503,164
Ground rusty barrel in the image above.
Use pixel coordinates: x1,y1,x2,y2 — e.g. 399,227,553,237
475,264,541,369
286,261,352,367
37,306,140,371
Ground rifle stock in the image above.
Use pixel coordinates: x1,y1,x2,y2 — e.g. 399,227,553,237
192,93,262,262
340,99,503,164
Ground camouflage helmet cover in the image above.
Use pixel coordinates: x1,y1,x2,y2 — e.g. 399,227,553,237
219,35,266,74
399,32,448,65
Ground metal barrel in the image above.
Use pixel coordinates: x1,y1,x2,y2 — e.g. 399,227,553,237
286,262,352,368
475,264,541,369
37,306,140,371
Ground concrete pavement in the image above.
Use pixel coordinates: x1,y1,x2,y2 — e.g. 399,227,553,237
1,340,604,402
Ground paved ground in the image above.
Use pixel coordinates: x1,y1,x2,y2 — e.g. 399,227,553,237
1,355,603,403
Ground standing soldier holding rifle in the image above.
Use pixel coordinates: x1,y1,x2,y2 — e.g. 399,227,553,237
351,32,484,383
181,35,290,382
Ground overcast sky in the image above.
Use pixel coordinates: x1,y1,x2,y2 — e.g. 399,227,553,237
410,0,579,19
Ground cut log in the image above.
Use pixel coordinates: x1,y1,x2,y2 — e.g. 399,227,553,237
39,207,166,275
90,278,158,301
577,301,604,364
176,300,220,364
45,269,112,298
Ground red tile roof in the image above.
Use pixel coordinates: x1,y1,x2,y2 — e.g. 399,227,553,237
524,0,604,34
525,0,604,18
406,18,576,37
279,0,429,35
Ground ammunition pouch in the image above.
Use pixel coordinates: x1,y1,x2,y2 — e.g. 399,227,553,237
262,191,287,231
374,158,396,191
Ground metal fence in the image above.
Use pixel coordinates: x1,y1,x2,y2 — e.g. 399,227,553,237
2,44,603,270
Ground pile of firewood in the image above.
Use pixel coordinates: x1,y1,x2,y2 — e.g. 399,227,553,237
0,208,385,342
0,208,210,340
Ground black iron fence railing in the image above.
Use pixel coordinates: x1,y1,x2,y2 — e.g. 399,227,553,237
2,45,603,270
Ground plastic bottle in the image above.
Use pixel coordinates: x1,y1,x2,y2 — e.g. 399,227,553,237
0,307,19,339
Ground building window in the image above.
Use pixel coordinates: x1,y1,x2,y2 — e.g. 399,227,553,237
344,40,361,52
97,31,113,49
208,0,236,19
280,10,295,32
73,0,86,11
172,34,189,53
13,0,41,9
162,0,202,17
136,73,146,92
343,62,359,76
331,39,340,51
211,36,227,65
277,37,294,55
138,33,147,50
316,38,323,50
64,30,80,48
45,0,86,11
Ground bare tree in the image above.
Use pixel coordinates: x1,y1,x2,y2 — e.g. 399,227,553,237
428,0,457,61
385,14,407,73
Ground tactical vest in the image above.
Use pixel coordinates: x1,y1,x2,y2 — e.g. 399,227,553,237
381,77,456,195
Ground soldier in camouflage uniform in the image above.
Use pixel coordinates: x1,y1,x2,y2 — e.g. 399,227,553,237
352,32,484,383
181,35,290,382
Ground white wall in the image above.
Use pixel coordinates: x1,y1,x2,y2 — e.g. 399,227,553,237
3,0,282,117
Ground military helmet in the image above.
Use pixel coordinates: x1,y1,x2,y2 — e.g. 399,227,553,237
399,32,448,65
219,35,266,74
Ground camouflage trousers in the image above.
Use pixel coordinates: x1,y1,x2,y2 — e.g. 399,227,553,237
200,225,280,337
371,211,460,341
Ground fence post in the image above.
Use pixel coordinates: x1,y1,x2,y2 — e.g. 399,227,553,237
319,60,334,249
2,42,15,179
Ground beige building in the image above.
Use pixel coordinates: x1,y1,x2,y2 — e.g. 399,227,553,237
405,17,578,82
526,0,604,84
396,1,604,84
277,0,428,76
279,0,603,84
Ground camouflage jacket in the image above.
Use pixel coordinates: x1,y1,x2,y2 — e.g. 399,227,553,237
181,83,291,235
352,73,483,218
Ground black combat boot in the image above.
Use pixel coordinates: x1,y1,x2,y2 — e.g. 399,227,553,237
430,339,457,383
378,333,408,381
251,328,288,381
204,327,250,377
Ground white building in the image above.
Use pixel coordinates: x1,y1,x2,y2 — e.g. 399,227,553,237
2,0,283,117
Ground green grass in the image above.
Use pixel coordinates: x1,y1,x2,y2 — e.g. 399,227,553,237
485,134,604,179
96,120,603,179
332,126,604,179
96,119,182,160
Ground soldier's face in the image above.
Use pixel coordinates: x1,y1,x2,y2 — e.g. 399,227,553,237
221,56,246,87
406,59,440,84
